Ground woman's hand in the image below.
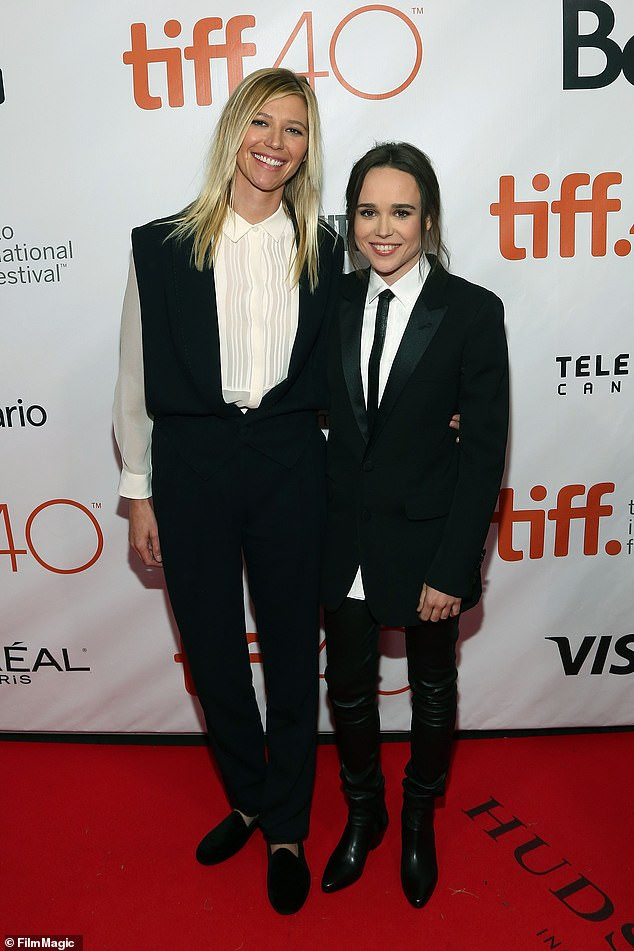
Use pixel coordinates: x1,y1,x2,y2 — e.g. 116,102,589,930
417,583,461,622
449,413,460,442
128,498,162,566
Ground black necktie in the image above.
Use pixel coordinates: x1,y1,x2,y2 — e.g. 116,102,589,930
366,289,394,432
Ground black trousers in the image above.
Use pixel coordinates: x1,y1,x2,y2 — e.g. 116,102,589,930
324,598,458,807
152,430,325,842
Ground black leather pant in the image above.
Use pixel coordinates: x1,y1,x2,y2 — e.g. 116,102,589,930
324,598,458,817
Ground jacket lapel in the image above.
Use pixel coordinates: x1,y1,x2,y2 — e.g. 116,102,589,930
169,235,243,414
340,271,370,441
265,266,312,406
369,259,449,446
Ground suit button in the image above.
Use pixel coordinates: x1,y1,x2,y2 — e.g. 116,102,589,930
363,461,374,472
361,508,371,522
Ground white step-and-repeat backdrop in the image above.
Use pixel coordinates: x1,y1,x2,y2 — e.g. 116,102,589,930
2,1,632,734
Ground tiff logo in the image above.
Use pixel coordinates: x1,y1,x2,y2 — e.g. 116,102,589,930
490,483,623,561
547,634,634,675
490,172,634,260
123,17,256,110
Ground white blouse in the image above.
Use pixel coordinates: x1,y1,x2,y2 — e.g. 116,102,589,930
113,204,300,499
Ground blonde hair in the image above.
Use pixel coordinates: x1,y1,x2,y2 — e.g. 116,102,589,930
171,68,322,289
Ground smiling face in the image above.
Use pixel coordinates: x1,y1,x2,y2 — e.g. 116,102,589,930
353,166,430,285
233,94,309,213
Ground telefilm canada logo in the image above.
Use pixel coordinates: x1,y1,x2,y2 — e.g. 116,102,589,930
0,641,91,687
563,0,634,89
0,225,74,287
555,352,629,396
123,6,423,108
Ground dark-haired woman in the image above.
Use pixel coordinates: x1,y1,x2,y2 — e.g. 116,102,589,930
321,143,509,907
114,68,342,915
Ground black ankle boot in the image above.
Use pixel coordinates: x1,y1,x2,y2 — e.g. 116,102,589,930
322,801,388,892
400,805,437,908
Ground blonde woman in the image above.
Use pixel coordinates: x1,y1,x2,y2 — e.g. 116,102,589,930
114,68,342,915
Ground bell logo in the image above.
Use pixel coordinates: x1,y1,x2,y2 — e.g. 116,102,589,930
490,172,633,260
491,483,622,561
123,17,257,110
563,0,634,89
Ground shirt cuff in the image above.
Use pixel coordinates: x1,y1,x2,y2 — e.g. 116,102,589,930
118,469,152,499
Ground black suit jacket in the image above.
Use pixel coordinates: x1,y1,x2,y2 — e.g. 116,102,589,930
321,259,509,627
131,216,342,479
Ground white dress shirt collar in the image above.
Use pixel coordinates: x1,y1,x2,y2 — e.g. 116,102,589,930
223,203,292,243
366,254,430,310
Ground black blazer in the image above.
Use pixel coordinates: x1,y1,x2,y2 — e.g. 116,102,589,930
131,216,342,479
321,259,509,627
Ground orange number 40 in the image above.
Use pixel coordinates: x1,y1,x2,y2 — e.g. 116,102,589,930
0,500,104,574
273,7,422,100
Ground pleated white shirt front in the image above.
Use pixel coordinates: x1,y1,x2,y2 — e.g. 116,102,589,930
215,204,299,409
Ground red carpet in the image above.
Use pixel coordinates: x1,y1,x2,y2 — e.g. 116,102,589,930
2,734,633,950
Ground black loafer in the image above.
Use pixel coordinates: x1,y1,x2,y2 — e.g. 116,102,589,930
321,805,388,892
196,811,258,865
267,843,311,915
401,821,438,908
